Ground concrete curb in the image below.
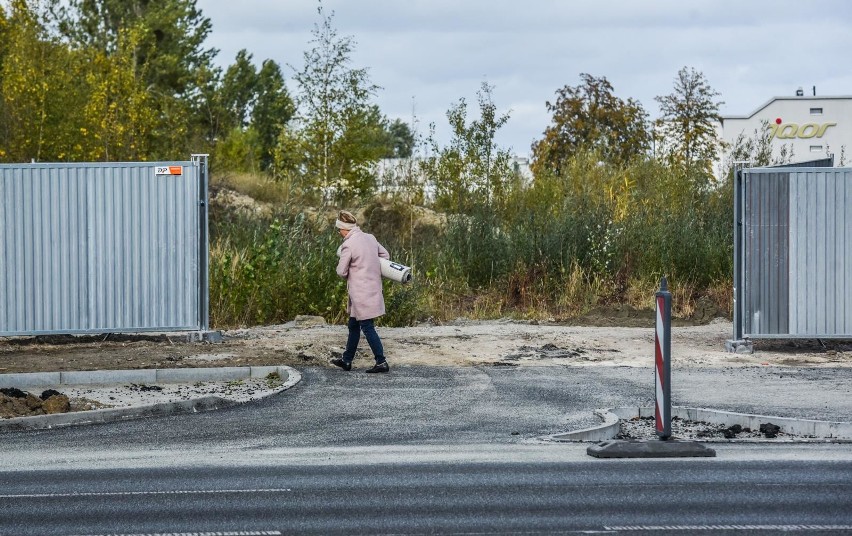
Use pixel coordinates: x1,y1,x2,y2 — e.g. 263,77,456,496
542,409,622,443
0,365,302,432
0,365,298,388
544,406,852,443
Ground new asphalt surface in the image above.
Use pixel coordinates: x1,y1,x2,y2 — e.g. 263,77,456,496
3,363,852,535
2,363,852,442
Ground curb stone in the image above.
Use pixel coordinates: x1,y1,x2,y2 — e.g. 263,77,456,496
0,365,301,432
0,365,297,388
542,406,852,443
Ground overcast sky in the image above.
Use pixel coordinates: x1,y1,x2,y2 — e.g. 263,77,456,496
200,0,852,156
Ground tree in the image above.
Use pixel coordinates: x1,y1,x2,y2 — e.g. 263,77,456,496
219,49,258,131
252,59,295,172
55,0,215,96
0,4,7,54
216,125,261,173
0,4,8,75
721,119,772,178
423,82,517,212
531,73,650,176
284,4,384,201
382,118,415,158
0,3,11,158
0,0,228,162
54,0,217,158
722,119,799,179
0,0,89,161
208,49,257,171
210,51,295,173
80,24,155,160
654,66,724,180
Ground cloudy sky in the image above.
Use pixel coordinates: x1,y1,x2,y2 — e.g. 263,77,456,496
200,0,852,156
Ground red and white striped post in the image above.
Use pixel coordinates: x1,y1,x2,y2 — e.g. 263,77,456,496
655,277,672,440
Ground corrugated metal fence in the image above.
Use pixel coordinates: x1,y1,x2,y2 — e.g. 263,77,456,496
734,166,852,339
0,157,209,336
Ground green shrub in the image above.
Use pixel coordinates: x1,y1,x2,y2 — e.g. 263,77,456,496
208,152,734,327
210,208,346,327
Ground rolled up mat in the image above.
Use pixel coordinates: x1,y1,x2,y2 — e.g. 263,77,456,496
380,258,412,284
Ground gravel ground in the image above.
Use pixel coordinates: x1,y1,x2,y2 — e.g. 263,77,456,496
60,377,285,407
618,416,798,441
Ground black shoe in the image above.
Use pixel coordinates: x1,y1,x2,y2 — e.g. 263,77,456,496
331,358,352,371
365,361,389,373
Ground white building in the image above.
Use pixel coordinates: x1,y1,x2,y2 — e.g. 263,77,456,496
718,89,852,173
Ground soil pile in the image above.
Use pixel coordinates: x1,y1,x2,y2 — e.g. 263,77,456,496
0,387,104,419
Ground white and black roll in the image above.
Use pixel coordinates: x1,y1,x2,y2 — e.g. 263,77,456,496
379,258,412,284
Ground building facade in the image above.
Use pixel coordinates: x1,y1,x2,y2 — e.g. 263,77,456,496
718,90,852,173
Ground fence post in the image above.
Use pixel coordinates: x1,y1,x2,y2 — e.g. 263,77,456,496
192,153,210,332
655,277,672,440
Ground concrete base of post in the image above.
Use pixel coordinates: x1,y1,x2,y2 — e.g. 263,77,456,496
187,330,224,343
725,338,754,354
586,439,716,458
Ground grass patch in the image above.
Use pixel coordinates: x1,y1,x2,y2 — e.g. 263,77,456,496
212,171,293,205
206,160,734,328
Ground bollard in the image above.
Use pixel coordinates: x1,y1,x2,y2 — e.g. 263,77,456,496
588,277,716,457
655,277,672,439
587,276,716,457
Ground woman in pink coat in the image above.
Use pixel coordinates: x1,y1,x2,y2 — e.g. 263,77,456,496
331,210,391,373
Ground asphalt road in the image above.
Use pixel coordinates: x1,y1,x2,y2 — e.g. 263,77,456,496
4,365,852,454
3,365,852,535
2,459,851,535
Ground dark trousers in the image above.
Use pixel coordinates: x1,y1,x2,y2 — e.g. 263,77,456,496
341,317,385,364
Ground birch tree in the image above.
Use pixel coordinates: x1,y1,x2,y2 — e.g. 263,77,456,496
286,4,384,201
654,66,724,184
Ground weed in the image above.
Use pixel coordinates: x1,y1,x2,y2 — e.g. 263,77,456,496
207,154,733,328
265,371,283,388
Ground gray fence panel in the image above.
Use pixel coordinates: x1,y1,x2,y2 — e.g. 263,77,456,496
1,161,204,335
736,167,852,339
789,169,852,336
742,170,789,336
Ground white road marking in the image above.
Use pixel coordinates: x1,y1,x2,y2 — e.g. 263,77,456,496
69,532,282,536
605,525,852,532
0,488,292,499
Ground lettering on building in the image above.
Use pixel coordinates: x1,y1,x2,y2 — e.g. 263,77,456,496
769,122,836,140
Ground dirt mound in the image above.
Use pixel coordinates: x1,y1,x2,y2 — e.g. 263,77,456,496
570,299,726,328
209,184,275,217
0,389,104,419
571,304,655,327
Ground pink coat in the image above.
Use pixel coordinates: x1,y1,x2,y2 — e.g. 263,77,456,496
336,227,390,320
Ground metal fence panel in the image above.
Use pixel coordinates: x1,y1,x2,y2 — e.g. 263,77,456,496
789,169,852,336
742,170,789,336
1,160,207,335
736,167,852,339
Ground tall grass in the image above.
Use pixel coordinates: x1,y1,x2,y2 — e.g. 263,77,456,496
208,153,734,328
210,210,344,327
209,205,430,328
